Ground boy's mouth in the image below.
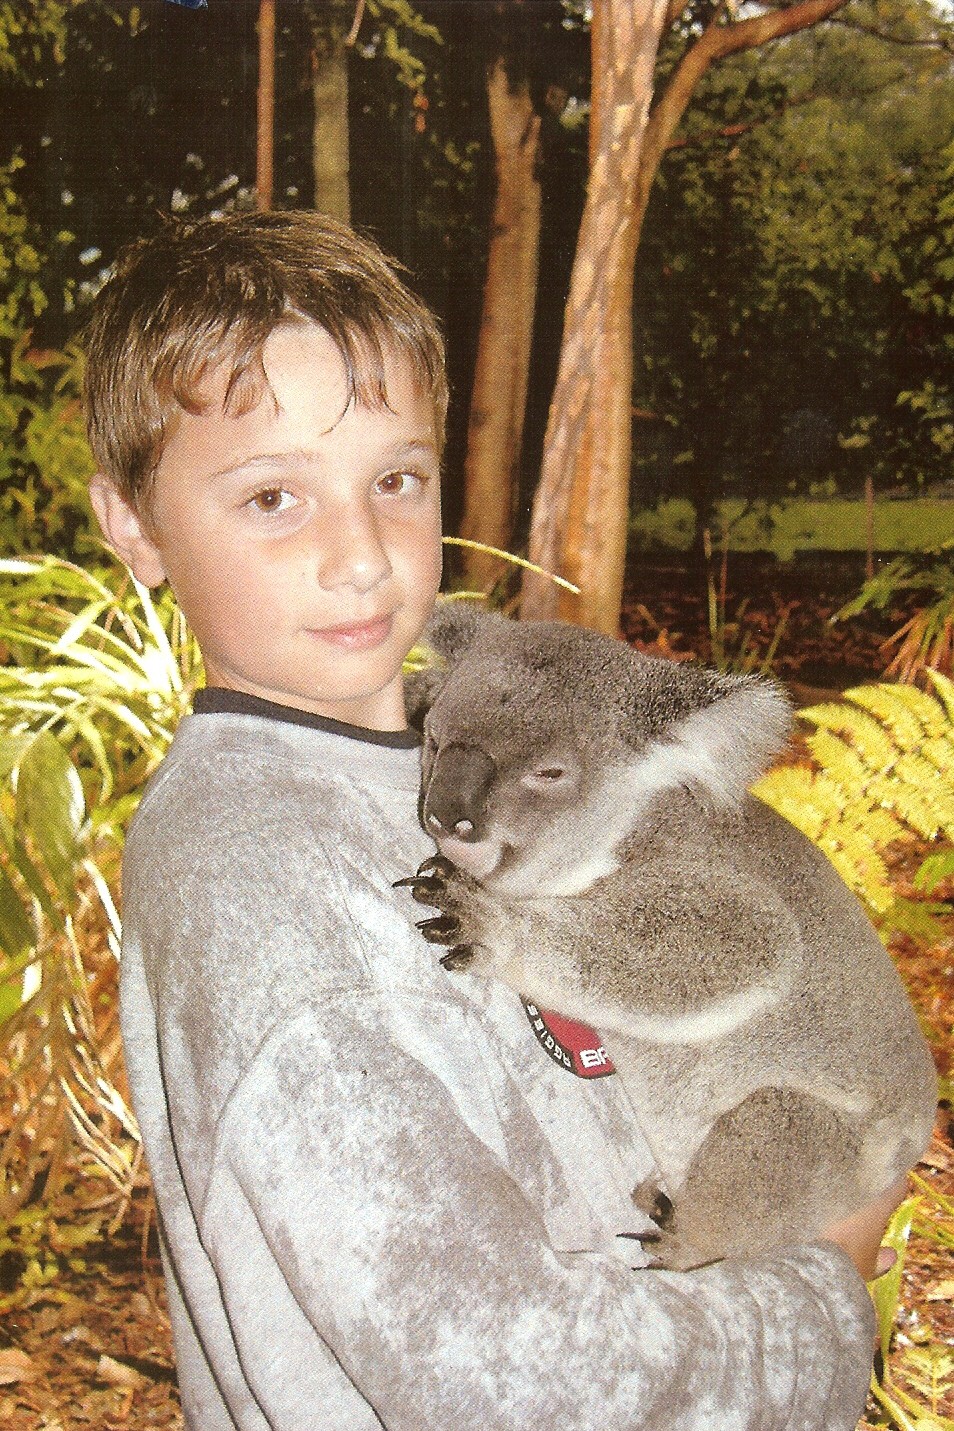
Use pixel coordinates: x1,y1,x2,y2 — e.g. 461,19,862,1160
308,613,394,651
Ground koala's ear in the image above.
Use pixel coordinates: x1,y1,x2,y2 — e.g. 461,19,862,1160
403,600,501,730
679,671,794,804
420,598,500,662
629,659,793,807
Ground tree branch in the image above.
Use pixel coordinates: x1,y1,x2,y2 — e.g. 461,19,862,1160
344,0,366,47
633,0,850,228
663,77,900,151
665,84,824,150
829,14,953,52
703,0,850,63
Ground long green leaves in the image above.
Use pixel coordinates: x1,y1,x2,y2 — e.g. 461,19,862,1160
0,556,200,1219
0,556,196,799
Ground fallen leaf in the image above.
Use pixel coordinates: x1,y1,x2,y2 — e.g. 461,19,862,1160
920,1143,952,1173
0,1346,39,1385
105,1382,137,1424
96,1355,145,1391
61,1322,96,1347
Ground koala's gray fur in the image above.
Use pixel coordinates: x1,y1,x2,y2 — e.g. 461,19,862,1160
402,602,938,1270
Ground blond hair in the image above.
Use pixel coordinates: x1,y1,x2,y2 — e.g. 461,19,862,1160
83,210,447,506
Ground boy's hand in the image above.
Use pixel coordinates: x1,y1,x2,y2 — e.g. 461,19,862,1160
820,1174,908,1283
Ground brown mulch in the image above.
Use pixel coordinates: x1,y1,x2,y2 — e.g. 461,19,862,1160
0,552,950,1429
621,549,917,693
0,1185,180,1429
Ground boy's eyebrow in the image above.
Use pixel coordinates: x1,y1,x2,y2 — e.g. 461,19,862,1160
209,439,439,483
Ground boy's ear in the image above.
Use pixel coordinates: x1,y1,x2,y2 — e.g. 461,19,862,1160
89,474,167,588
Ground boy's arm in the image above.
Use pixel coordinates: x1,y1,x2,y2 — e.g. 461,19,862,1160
201,990,876,1431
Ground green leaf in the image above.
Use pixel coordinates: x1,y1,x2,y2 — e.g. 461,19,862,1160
0,732,34,783
914,848,954,894
10,832,64,930
871,1195,917,1367
14,730,85,901
0,861,34,959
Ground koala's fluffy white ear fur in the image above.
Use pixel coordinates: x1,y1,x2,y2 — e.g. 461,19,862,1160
642,672,793,810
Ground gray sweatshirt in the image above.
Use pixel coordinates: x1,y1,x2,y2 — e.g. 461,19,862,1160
119,696,876,1430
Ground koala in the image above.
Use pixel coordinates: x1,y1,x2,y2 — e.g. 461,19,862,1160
400,601,938,1270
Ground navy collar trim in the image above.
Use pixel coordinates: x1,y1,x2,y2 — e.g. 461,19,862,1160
191,687,421,749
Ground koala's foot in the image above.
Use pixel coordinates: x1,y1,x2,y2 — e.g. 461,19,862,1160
393,858,499,976
632,1177,675,1231
627,1179,717,1269
642,1229,715,1272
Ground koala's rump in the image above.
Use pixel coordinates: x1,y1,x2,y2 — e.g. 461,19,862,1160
598,795,936,1225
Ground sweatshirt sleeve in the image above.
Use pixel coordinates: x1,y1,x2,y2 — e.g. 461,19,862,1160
198,989,875,1431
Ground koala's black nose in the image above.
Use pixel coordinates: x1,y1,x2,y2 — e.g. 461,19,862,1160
422,743,495,841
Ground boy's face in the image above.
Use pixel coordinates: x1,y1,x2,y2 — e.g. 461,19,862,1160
92,322,443,730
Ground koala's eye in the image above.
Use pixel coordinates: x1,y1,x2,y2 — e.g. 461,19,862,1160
521,764,574,793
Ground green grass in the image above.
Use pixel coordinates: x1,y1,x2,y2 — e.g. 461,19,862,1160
630,498,954,560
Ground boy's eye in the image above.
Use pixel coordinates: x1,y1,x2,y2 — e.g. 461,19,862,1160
248,487,296,514
376,470,423,496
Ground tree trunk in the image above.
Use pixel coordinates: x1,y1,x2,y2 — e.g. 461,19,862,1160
521,0,851,632
460,59,541,591
255,0,276,211
310,14,351,222
521,0,669,631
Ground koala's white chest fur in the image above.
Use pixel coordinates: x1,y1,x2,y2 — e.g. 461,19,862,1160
405,606,939,1268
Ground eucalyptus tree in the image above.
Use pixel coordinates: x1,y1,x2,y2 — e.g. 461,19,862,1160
521,0,869,631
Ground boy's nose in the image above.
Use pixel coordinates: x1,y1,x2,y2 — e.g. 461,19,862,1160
316,504,392,593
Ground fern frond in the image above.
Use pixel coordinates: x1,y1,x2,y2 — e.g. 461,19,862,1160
927,670,954,722
922,734,954,779
847,682,945,746
754,677,954,929
800,703,898,771
805,729,870,788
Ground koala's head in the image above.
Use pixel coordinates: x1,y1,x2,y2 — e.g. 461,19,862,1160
408,603,792,897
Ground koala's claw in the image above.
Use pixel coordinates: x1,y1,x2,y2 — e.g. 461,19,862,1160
394,873,442,902
632,1178,676,1231
440,944,477,971
393,873,422,889
394,856,456,905
416,914,461,944
418,855,455,878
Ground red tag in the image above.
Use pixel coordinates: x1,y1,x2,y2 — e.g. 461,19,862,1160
522,1000,616,1078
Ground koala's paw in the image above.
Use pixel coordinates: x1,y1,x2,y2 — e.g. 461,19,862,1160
629,1181,715,1271
632,1177,675,1231
393,857,497,974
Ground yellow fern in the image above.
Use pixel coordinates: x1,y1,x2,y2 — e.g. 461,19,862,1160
754,677,954,929
929,669,954,721
808,710,898,770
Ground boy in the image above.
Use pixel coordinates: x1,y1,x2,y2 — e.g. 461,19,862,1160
85,211,896,1430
